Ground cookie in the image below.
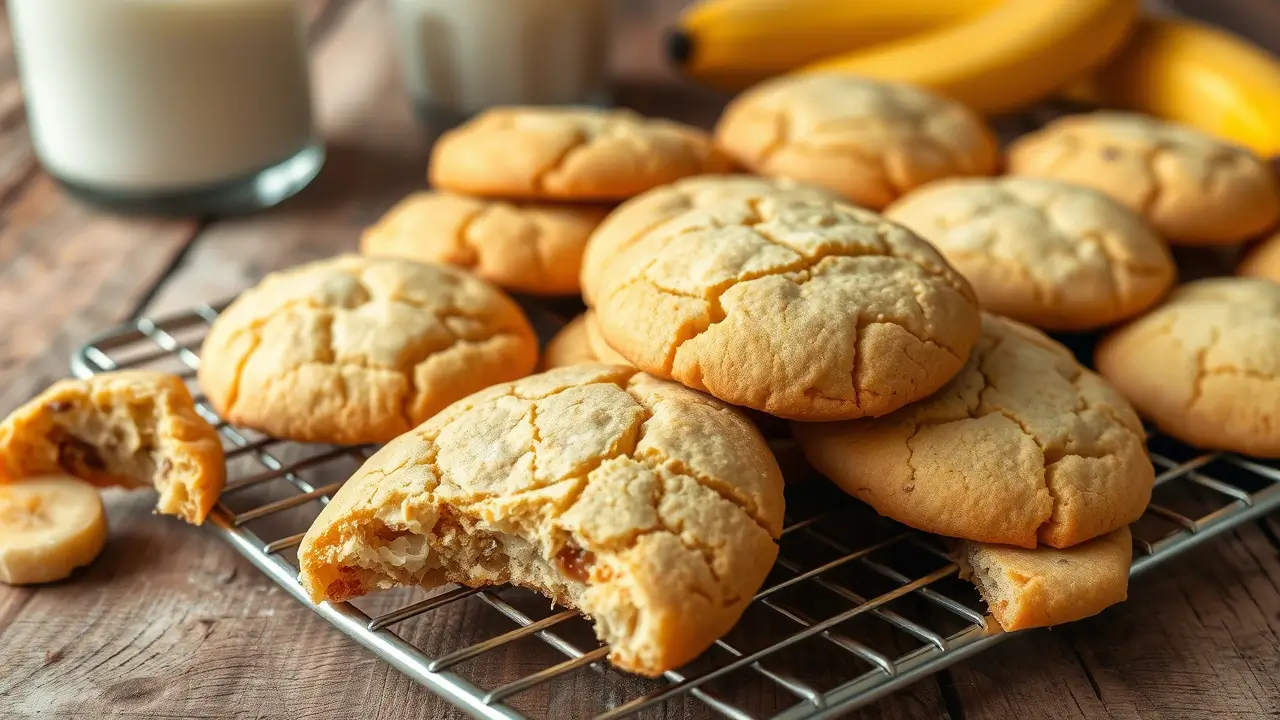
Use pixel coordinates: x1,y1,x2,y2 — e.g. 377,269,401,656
959,526,1132,632
1007,112,1280,246
793,314,1153,549
593,194,981,421
542,311,630,370
362,192,609,296
713,74,998,210
297,364,785,677
199,255,538,446
0,371,226,525
429,107,733,201
1096,277,1280,456
580,175,839,306
885,177,1176,331
1238,230,1280,282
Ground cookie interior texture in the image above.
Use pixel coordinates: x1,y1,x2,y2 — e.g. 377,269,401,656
1096,277,1280,456
593,193,981,421
793,313,1153,549
958,526,1132,632
1007,111,1280,246
579,175,839,306
198,254,538,446
713,74,998,209
298,365,785,676
885,176,1176,331
0,371,225,525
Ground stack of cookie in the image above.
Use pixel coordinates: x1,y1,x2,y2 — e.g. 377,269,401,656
361,107,733,299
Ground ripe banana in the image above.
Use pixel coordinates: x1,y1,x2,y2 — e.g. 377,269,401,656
669,0,996,92
0,475,107,585
1063,17,1280,156
800,0,1140,115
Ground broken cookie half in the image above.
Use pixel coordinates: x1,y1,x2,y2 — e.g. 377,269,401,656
0,370,226,525
958,526,1133,632
298,364,786,677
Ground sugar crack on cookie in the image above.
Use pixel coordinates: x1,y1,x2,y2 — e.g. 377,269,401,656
429,107,733,201
1097,277,1280,456
0,371,225,525
198,255,538,445
714,74,998,209
1008,111,1280,246
794,314,1153,548
298,365,785,676
886,177,1176,330
594,193,981,421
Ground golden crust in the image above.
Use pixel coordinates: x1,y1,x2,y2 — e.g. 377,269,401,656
580,175,840,306
1008,112,1280,246
1238,230,1280,282
429,107,734,201
297,365,784,677
959,526,1132,631
1096,277,1280,457
541,312,630,370
886,177,1176,331
793,314,1153,549
362,191,609,296
198,255,538,445
0,371,225,525
714,74,998,209
594,193,980,421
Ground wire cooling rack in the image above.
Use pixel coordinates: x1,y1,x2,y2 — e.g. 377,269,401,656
71,302,1280,720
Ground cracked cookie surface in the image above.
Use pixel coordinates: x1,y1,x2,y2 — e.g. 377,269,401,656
362,191,608,296
1238,229,1280,283
793,314,1153,549
297,364,784,676
886,177,1176,331
198,255,538,445
0,371,225,525
1096,277,1280,457
1008,112,1280,246
713,74,998,210
593,194,981,421
542,312,630,370
580,175,839,305
428,107,733,201
959,526,1131,632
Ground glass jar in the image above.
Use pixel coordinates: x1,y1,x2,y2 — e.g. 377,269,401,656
8,0,324,215
388,0,612,122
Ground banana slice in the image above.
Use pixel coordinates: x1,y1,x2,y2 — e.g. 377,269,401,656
0,474,107,585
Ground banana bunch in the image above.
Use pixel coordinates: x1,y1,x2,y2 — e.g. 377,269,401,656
671,0,1280,154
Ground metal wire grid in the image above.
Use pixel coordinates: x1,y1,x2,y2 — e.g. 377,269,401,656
70,302,1280,720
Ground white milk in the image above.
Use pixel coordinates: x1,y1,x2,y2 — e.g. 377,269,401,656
9,0,317,194
388,0,611,117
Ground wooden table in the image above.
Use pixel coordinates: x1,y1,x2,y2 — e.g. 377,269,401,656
3,1,1280,718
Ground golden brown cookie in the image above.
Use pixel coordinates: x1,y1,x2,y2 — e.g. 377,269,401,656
885,177,1176,331
297,364,785,677
793,314,1153,549
1096,277,1280,456
429,107,733,201
541,311,630,370
713,74,998,209
199,255,538,446
362,191,609,296
1238,230,1280,282
580,175,839,306
1007,112,1280,246
959,526,1132,632
593,194,981,421
0,371,225,525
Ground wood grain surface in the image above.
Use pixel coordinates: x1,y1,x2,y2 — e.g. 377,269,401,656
1,1,1279,719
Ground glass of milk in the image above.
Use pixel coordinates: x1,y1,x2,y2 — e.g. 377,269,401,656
9,0,323,215
387,0,612,122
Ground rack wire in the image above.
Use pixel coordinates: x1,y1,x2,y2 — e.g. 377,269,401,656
72,302,1280,720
